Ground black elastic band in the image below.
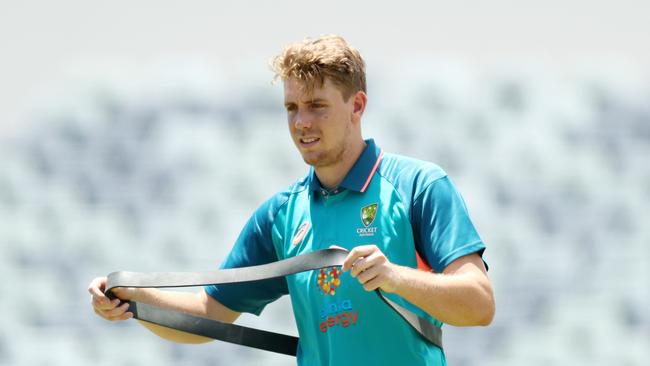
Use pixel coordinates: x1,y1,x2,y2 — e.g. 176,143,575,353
105,248,442,355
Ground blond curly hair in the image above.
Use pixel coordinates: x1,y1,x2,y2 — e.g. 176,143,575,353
271,35,366,100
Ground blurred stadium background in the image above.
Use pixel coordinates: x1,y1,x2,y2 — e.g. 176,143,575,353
1,1,648,365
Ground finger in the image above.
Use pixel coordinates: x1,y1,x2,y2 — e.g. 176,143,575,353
93,297,120,311
95,307,115,321
97,307,133,322
88,277,111,307
356,265,381,285
90,294,115,310
362,274,387,292
350,256,372,277
98,301,128,319
117,311,134,321
87,277,107,296
94,307,107,319
350,252,386,277
103,302,131,319
342,245,378,271
105,309,134,322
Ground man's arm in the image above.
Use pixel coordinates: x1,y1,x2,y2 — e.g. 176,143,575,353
88,276,241,344
342,246,495,326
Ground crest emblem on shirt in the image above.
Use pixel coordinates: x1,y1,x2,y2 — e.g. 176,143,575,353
292,221,310,246
361,203,378,227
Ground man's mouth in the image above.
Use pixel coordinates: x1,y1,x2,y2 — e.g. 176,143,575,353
299,137,320,147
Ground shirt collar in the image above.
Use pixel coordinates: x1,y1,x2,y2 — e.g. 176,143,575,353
308,138,384,193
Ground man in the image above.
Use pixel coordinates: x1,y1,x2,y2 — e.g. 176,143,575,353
88,35,495,365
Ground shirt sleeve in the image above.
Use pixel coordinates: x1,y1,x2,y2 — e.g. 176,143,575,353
412,175,486,273
204,198,289,315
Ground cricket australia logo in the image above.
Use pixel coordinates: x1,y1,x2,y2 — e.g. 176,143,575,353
357,203,378,237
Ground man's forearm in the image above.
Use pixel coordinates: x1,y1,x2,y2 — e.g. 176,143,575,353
130,288,239,344
391,265,495,326
343,246,495,326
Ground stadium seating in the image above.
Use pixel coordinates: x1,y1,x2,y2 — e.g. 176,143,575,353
1,65,648,365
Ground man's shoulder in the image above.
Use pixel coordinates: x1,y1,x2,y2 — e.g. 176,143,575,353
255,174,310,218
379,152,448,187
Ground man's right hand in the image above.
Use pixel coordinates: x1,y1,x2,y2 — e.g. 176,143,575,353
87,275,240,343
88,276,135,322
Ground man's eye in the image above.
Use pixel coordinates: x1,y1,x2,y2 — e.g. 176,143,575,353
311,104,324,109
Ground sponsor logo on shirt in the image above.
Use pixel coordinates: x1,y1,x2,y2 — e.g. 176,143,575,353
319,299,358,333
315,269,360,333
317,267,341,295
292,221,310,246
357,203,378,237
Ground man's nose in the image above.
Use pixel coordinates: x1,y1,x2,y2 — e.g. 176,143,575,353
294,109,313,129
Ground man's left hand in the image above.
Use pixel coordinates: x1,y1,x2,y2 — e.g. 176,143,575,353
341,245,401,293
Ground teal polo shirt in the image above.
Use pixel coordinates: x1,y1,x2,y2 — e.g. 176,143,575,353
205,139,486,366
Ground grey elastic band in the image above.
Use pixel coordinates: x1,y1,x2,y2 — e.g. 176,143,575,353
105,248,442,356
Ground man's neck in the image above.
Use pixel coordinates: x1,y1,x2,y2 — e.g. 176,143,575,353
314,139,367,190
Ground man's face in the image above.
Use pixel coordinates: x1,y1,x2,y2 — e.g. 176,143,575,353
284,77,356,168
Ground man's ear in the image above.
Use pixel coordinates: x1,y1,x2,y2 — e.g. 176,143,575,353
351,91,367,123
